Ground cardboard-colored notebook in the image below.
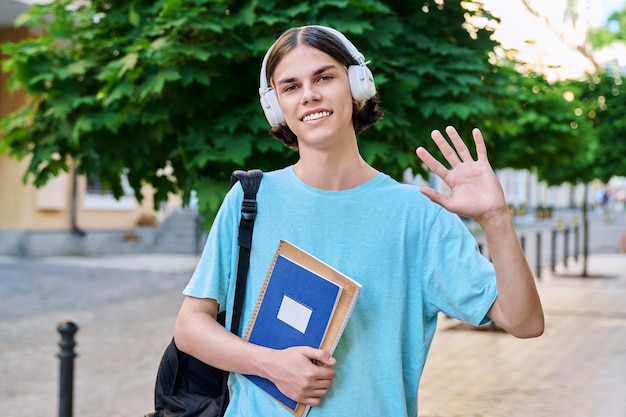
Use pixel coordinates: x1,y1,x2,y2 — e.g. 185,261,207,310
243,240,362,417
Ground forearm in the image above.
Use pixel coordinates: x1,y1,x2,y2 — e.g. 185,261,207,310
173,296,338,405
173,297,272,376
480,209,544,338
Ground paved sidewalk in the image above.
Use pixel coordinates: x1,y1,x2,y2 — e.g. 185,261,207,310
0,253,200,417
1,228,625,416
418,253,626,417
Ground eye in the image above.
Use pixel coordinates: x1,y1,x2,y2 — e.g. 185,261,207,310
282,84,299,93
318,75,333,83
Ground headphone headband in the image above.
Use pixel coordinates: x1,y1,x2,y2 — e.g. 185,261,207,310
259,25,376,127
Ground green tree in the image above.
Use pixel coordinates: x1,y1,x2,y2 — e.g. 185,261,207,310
0,0,553,224
588,1,626,49
545,72,626,184
533,72,626,276
484,62,587,173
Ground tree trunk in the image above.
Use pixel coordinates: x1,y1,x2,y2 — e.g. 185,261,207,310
70,166,86,237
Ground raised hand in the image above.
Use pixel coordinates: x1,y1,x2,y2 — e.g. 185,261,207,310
415,126,508,225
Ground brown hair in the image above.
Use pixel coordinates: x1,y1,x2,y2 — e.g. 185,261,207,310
263,26,383,149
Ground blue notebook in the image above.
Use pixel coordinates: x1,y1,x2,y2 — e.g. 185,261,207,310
243,252,343,412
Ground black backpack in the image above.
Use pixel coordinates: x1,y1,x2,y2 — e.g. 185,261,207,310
145,169,263,417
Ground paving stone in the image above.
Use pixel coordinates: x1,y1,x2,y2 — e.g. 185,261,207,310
418,253,626,417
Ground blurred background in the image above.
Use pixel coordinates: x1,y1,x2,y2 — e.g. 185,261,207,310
1,0,625,258
1,1,625,417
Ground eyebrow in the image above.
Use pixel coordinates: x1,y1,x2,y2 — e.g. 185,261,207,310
275,64,338,87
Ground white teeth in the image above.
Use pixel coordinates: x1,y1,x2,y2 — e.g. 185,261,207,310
302,111,331,122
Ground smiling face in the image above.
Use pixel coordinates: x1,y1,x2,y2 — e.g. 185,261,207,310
271,44,356,151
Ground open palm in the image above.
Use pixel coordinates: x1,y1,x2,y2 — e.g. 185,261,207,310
416,126,507,224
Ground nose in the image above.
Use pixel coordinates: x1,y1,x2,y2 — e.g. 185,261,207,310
300,81,321,104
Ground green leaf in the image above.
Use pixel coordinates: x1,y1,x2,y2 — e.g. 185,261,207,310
118,52,139,77
138,69,180,99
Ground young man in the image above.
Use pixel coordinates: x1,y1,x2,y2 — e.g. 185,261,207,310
174,25,544,416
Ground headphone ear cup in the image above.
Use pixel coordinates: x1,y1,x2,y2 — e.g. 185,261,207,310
259,89,285,127
348,64,376,101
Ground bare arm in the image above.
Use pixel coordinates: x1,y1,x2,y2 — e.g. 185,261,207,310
173,295,337,405
416,126,544,338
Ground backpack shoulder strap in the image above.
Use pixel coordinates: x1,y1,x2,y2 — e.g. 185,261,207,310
229,169,263,336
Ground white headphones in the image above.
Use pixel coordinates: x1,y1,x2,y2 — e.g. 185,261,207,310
258,25,377,127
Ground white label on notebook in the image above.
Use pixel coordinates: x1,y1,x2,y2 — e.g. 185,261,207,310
277,295,312,334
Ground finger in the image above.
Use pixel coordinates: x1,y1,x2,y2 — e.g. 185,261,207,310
430,129,461,167
416,146,449,180
472,128,488,161
309,387,330,398
315,376,334,387
309,379,333,397
419,186,450,208
304,348,336,367
316,365,336,380
303,396,323,407
445,126,473,162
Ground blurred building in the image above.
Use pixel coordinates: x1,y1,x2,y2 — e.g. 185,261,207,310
0,1,196,256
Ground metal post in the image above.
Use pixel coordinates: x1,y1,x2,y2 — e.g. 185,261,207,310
563,227,570,268
194,215,201,255
520,235,526,254
536,231,542,279
573,215,580,263
58,320,79,417
550,229,557,273
574,224,579,262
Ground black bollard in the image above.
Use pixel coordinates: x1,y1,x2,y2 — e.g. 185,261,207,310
574,224,579,262
58,320,79,417
550,229,557,273
563,227,570,268
535,231,542,279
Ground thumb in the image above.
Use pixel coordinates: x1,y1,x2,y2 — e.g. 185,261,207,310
420,186,448,207
303,348,336,367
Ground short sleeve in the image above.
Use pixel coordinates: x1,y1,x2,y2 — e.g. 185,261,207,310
421,208,498,326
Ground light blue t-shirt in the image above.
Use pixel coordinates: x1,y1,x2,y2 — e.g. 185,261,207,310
184,166,497,417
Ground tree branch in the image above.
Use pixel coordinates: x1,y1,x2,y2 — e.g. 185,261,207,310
519,0,600,72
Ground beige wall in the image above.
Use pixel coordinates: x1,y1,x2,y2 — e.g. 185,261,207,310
1,27,36,228
0,28,28,116
0,27,157,232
